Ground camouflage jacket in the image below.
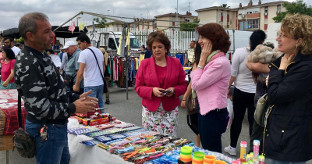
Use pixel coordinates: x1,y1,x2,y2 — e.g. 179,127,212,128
14,46,78,124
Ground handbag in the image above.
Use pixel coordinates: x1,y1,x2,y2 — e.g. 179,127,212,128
185,96,197,115
254,93,270,127
88,48,108,93
13,94,36,158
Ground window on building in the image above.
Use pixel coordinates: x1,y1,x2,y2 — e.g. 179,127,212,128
247,19,259,29
221,12,223,22
265,7,268,13
277,5,281,14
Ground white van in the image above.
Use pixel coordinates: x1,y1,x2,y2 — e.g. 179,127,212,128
96,31,141,53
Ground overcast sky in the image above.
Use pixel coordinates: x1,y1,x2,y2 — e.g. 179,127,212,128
0,0,310,31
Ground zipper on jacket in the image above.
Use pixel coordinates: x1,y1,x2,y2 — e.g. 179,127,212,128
262,105,274,155
270,63,279,69
284,62,295,75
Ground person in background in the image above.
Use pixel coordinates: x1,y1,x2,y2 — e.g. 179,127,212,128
74,33,105,110
99,47,110,104
246,42,274,154
184,40,196,66
144,43,152,59
191,23,231,152
224,30,266,156
3,37,20,56
47,49,61,69
265,14,312,163
135,31,187,137
180,41,201,147
0,48,16,89
15,12,97,164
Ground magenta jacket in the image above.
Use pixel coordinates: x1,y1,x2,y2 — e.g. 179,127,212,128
191,52,231,115
135,55,187,112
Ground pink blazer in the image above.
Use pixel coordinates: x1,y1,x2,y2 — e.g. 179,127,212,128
135,55,187,112
191,52,231,115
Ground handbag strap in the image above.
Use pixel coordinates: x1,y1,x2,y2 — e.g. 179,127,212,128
87,48,105,83
18,93,22,128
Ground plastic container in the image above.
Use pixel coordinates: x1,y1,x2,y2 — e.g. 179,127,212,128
192,151,205,164
203,155,216,164
253,140,260,159
180,146,192,162
259,155,265,164
214,160,226,164
232,160,239,164
240,141,247,162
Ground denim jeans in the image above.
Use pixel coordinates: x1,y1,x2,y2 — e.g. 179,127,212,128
84,84,104,111
267,158,306,164
25,120,70,164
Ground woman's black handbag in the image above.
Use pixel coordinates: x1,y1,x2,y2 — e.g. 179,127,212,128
13,94,36,158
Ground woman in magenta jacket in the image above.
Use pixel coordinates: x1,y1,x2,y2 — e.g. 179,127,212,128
135,31,187,137
191,23,231,152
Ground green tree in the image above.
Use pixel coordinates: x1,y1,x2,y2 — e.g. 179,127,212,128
220,4,230,8
273,0,312,22
93,17,110,28
180,19,200,31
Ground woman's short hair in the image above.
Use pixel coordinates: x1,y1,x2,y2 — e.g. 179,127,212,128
281,14,312,55
146,32,171,54
250,30,266,51
3,48,16,60
196,23,231,53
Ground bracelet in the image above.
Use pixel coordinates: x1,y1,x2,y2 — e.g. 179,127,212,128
182,100,186,101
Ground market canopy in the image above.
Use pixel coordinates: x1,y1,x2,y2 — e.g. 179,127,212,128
2,26,87,39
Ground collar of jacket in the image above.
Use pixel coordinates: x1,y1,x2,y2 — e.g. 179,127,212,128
23,45,47,59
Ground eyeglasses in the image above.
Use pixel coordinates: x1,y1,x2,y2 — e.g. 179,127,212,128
277,32,290,38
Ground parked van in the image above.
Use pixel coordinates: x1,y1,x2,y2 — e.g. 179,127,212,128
226,30,253,60
96,31,141,55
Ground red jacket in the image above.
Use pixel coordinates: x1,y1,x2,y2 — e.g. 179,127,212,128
135,55,187,112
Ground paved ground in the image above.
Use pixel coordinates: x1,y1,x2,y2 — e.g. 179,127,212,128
0,85,251,163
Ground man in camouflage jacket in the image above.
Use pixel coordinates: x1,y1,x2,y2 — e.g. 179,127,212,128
15,12,97,163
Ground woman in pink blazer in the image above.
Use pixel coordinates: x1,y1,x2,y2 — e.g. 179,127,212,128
135,32,187,137
191,23,231,152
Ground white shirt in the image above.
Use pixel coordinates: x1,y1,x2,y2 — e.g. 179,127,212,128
49,54,62,68
231,47,256,93
78,46,104,87
11,46,21,56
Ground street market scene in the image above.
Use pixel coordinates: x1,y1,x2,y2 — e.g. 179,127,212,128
0,0,312,163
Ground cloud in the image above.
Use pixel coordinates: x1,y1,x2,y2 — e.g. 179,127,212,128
0,0,311,31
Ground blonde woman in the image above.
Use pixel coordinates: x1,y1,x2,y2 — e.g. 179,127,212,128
265,14,312,163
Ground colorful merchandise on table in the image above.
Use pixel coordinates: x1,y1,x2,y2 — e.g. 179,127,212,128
68,112,234,164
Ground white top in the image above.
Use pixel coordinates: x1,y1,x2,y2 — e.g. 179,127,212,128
11,46,21,56
50,54,62,68
231,47,256,93
78,46,104,87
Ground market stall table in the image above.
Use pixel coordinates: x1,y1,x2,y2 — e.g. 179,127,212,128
0,89,27,164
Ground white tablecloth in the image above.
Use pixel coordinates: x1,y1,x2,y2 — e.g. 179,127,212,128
68,134,131,164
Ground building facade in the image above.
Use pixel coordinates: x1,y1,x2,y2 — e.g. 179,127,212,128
196,0,287,31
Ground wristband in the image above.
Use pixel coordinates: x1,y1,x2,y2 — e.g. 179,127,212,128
197,65,203,69
182,100,186,101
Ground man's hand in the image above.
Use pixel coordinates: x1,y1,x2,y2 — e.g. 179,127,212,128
73,84,80,92
74,90,98,114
